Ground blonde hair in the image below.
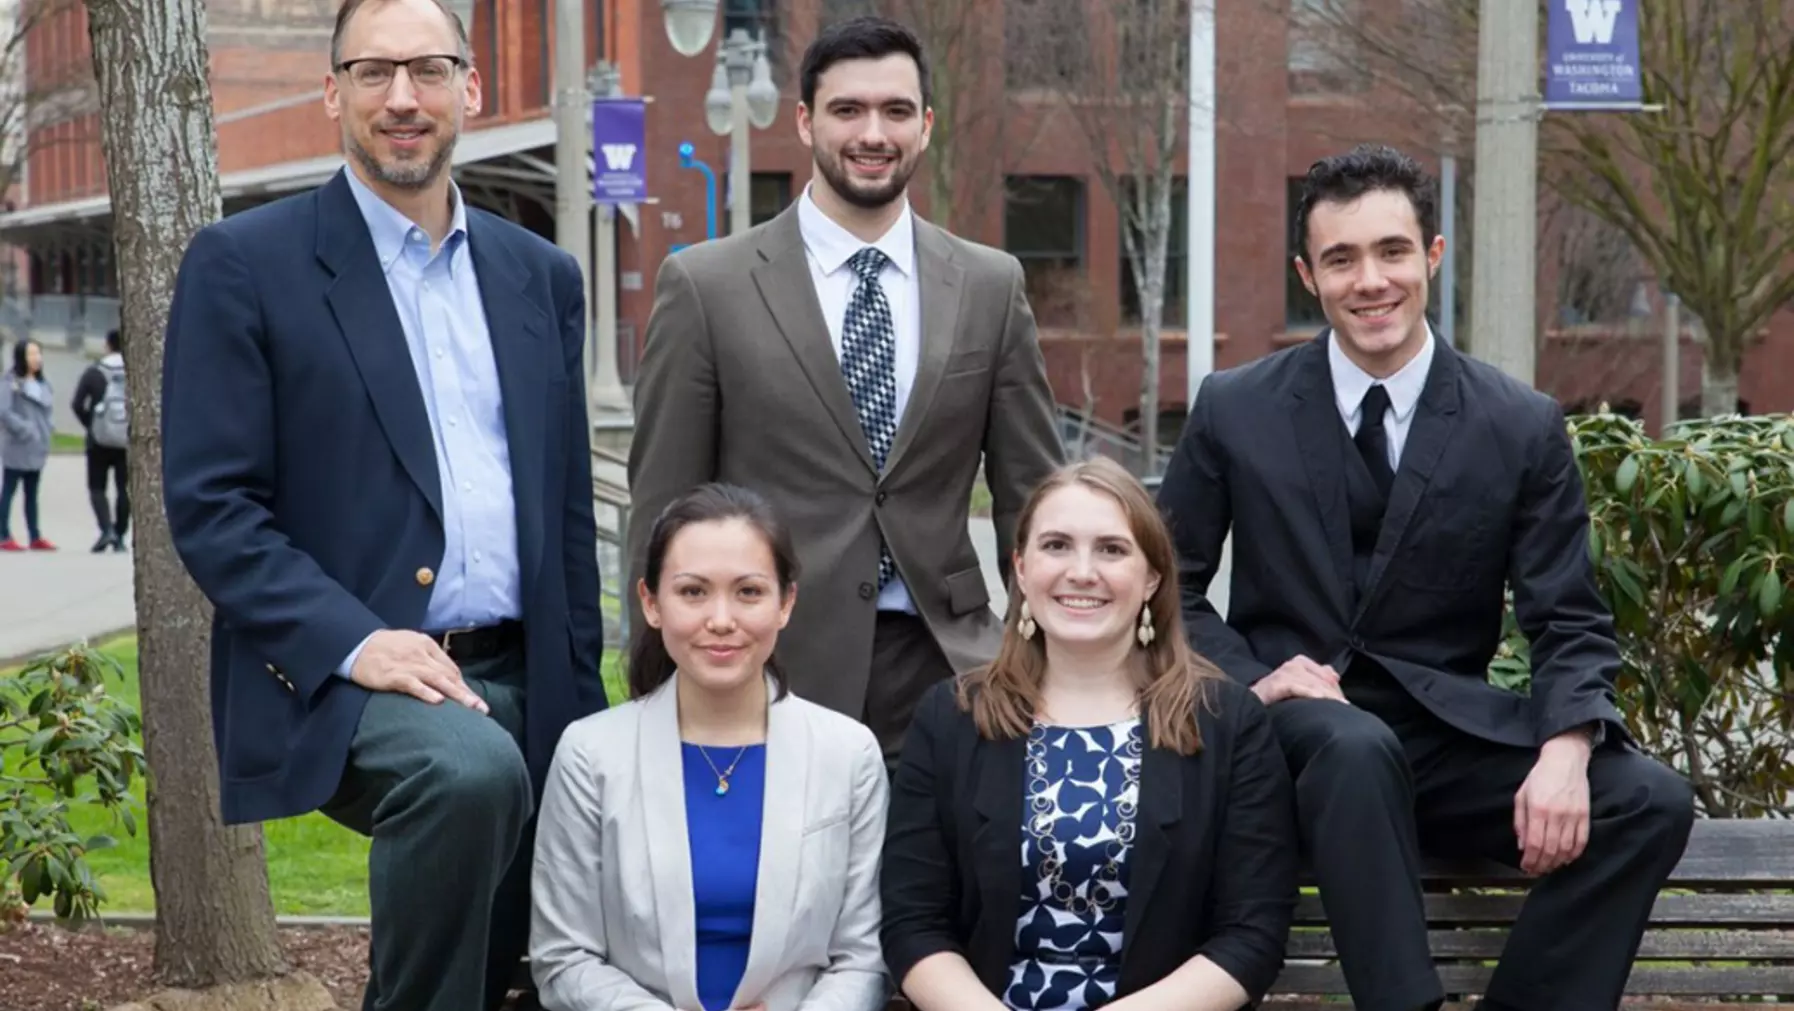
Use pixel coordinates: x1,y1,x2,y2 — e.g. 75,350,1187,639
956,457,1224,755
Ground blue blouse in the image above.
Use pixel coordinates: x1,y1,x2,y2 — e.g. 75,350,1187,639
682,742,767,1011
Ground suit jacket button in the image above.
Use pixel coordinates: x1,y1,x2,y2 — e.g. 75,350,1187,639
416,567,435,586
876,491,887,505
859,582,874,599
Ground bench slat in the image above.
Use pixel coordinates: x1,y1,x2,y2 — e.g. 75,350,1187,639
1342,820,1794,888
1295,892,1794,926
1287,928,1794,961
1272,963,1794,996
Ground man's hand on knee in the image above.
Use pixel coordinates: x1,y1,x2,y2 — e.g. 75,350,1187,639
349,630,489,714
1251,655,1347,705
1513,730,1593,875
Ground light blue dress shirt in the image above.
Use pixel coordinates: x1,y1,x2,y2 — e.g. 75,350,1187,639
335,169,521,677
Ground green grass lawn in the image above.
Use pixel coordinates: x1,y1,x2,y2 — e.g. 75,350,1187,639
10,635,625,918
50,431,85,454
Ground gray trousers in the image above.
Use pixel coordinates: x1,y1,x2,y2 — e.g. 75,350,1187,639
321,645,534,1011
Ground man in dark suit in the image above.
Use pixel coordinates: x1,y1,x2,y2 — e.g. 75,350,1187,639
1157,144,1694,1011
161,1,606,1008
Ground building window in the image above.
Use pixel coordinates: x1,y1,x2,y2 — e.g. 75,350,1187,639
724,0,784,85
1118,177,1188,327
472,0,500,117
751,172,792,227
1285,177,1328,329
1005,0,1080,92
1288,0,1367,96
1003,175,1086,329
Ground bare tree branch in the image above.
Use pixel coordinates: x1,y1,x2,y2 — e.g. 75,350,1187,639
1014,0,1192,467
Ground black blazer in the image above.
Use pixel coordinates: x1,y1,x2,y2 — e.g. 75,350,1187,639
1157,333,1624,748
879,677,1298,1004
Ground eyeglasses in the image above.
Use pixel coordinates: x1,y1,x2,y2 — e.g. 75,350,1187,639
335,55,465,92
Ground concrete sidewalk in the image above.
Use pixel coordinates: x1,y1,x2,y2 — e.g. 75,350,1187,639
0,454,136,664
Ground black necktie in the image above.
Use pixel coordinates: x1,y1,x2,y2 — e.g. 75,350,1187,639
1355,384,1394,497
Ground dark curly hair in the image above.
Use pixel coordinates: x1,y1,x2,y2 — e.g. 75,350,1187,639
1292,144,1438,262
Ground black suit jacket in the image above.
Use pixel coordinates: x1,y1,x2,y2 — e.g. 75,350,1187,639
162,169,609,824
879,677,1298,1004
1158,333,1624,748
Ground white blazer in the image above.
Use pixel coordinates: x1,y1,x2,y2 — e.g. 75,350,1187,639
529,674,891,1011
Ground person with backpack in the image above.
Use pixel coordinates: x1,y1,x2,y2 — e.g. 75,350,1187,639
0,337,55,551
72,328,129,552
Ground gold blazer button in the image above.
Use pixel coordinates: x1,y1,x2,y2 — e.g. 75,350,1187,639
416,567,435,586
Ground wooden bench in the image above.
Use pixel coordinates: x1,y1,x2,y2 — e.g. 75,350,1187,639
1268,818,1794,1008
510,820,1794,1009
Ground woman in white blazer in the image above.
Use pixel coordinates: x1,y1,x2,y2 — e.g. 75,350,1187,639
530,482,891,1011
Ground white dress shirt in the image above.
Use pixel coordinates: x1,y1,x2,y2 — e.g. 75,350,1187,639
1329,324,1438,471
797,185,921,613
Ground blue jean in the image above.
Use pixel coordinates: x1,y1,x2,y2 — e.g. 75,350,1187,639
0,467,41,541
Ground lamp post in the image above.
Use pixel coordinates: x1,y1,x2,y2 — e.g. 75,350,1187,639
660,2,778,236
587,62,628,417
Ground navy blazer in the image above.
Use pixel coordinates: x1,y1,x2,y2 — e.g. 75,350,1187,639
162,169,608,825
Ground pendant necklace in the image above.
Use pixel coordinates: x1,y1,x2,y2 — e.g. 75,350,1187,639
696,744,750,796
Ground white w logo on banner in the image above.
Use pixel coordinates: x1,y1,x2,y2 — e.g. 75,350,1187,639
1564,0,1622,44
600,143,636,171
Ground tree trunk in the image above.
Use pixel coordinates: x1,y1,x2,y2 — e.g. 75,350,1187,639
1701,350,1740,418
83,0,289,986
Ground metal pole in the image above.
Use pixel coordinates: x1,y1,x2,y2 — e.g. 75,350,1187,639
1185,0,1215,403
730,79,752,236
1661,292,1679,433
554,0,590,345
1469,0,1538,385
589,73,628,415
1439,153,1456,348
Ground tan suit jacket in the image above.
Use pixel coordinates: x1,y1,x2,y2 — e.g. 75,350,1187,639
528,677,890,1011
626,202,1064,721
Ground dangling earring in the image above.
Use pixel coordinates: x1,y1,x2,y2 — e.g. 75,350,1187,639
1136,604,1155,647
1019,600,1037,640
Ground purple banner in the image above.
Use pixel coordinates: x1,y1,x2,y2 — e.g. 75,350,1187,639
591,98,647,204
1546,0,1643,110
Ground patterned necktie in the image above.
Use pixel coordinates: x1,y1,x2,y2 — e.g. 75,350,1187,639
839,246,898,588
1355,383,1395,497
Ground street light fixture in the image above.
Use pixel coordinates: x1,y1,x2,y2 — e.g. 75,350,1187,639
701,27,780,234
660,0,718,56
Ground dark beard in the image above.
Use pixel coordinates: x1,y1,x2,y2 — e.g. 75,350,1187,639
815,148,914,209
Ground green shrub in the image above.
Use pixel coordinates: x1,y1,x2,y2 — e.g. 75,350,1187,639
1496,411,1794,817
1,643,145,924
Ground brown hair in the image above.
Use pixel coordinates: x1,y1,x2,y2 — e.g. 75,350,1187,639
331,0,472,68
956,456,1224,755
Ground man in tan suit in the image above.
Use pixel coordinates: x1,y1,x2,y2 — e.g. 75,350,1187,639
627,15,1064,759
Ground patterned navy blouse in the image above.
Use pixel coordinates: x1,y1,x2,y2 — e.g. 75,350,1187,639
1004,717,1145,1011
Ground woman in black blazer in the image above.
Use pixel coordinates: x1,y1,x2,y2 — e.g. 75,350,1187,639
880,457,1298,1011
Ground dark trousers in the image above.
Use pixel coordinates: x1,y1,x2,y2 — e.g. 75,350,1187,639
320,644,534,1011
85,444,129,538
863,610,957,767
1270,661,1695,1011
0,467,41,541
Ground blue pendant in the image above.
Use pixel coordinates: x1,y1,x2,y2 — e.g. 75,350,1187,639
715,780,729,796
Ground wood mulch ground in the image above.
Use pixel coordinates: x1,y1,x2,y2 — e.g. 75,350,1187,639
0,920,541,1010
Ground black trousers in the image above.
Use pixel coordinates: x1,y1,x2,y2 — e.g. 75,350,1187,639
85,444,129,538
863,610,957,768
1268,660,1695,1011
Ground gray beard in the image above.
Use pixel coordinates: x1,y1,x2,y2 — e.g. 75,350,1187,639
348,129,456,191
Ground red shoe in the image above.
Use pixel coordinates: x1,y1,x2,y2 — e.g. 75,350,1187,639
0,539,22,551
27,538,56,551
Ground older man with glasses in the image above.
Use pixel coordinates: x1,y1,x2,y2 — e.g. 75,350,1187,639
159,0,609,1008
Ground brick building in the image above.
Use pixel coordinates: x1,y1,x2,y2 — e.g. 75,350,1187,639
2,0,1787,439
